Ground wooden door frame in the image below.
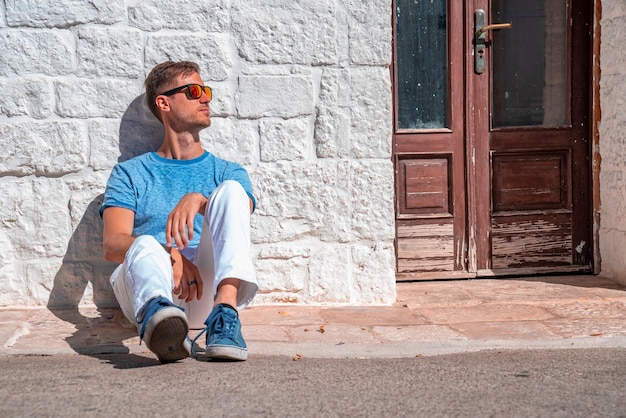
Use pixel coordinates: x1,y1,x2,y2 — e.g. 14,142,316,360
591,0,601,274
392,0,601,279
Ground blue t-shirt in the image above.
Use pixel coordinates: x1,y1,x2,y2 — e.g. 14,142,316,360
99,151,256,248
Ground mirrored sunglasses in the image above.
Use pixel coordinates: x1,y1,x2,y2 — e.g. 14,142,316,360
160,83,212,100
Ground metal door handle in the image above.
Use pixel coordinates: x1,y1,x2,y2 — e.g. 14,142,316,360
474,9,513,74
476,23,513,38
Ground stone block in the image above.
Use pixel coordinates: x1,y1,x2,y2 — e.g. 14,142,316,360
314,67,392,159
347,0,392,65
0,120,89,176
0,229,16,270
348,67,392,158
26,259,68,306
0,264,25,307
129,0,229,32
0,29,75,76
201,118,258,167
55,79,141,118
233,0,338,65
88,119,124,171
42,260,94,308
351,243,396,304
77,27,144,78
145,33,233,82
64,173,109,261
0,178,71,259
259,118,310,162
255,244,311,293
318,68,351,106
314,69,352,158
0,76,54,119
251,162,352,243
308,245,350,303
599,229,626,285
203,83,235,117
5,0,125,28
350,161,395,241
237,75,315,118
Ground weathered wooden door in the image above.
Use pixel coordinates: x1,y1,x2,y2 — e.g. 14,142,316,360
393,0,593,279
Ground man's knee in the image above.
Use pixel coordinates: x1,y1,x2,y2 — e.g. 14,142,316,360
219,180,246,195
126,235,164,260
211,180,248,204
132,235,161,250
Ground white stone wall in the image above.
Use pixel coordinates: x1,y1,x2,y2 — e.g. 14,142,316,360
0,0,396,308
599,0,626,284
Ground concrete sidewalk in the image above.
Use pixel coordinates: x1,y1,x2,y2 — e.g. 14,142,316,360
1,275,626,359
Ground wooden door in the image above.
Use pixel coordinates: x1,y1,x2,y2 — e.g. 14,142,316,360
393,0,593,279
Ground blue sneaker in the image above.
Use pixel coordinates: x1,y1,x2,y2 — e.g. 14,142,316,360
139,296,190,363
193,304,247,361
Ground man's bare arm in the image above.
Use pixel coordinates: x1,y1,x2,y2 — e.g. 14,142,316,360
102,207,136,264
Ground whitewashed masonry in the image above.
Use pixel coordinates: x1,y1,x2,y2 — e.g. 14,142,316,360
0,0,396,308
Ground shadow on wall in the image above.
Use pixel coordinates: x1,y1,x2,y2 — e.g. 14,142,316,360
47,94,165,368
117,94,164,163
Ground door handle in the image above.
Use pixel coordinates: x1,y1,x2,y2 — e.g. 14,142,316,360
476,23,513,38
474,9,513,74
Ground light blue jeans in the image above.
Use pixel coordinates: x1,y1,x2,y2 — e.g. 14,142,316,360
110,180,258,330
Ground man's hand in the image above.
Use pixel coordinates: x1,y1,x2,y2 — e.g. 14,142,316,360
169,247,204,302
166,192,208,250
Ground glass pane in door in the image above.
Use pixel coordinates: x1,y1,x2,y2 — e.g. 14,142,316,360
396,0,448,129
492,0,568,127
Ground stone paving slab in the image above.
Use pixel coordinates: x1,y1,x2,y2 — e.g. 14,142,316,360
1,275,625,358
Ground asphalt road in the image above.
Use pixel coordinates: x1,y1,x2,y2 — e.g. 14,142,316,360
1,348,625,417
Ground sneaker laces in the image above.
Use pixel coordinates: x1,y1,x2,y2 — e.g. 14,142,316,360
191,304,237,357
191,330,206,358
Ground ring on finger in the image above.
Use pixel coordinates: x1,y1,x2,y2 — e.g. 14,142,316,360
187,280,197,286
